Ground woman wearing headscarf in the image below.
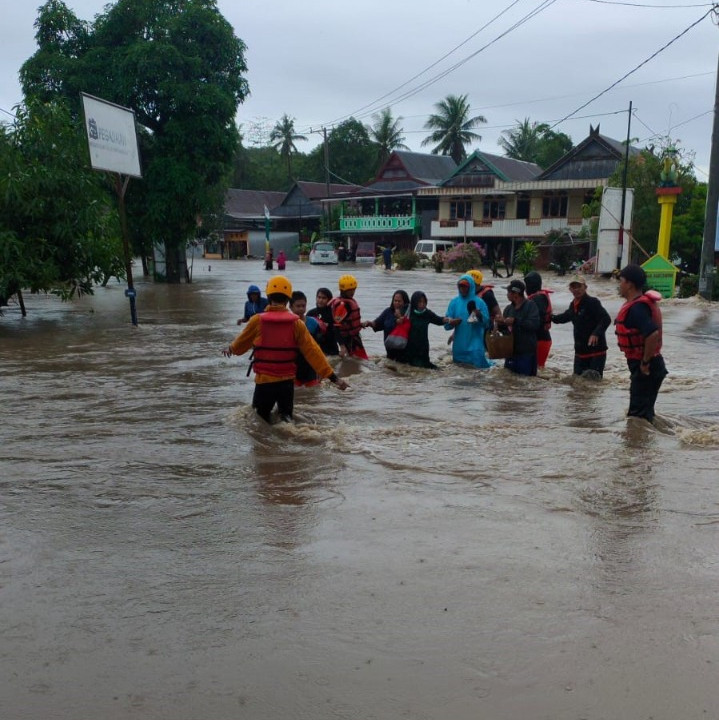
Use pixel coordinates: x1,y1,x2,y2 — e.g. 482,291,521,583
362,289,410,361
404,291,451,369
444,273,492,368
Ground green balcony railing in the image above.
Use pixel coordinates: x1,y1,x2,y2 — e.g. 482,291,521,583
339,214,421,233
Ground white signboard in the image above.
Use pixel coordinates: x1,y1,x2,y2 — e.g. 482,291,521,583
81,93,142,177
596,186,633,273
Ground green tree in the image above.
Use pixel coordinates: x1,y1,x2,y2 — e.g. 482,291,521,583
608,142,697,265
304,118,375,186
498,118,572,168
368,108,408,171
0,100,123,314
422,94,486,164
21,0,249,283
232,146,291,191
670,182,706,273
269,114,307,179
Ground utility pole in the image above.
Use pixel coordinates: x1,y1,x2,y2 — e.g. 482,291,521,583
322,126,330,199
310,126,332,236
699,53,719,300
618,100,632,269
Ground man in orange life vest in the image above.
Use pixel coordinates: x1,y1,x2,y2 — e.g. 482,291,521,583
223,276,348,423
614,264,668,423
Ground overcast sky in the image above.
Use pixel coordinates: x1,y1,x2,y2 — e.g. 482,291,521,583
2,0,717,177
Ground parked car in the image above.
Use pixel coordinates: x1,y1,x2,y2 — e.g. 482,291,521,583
354,241,376,264
309,241,338,265
414,240,456,259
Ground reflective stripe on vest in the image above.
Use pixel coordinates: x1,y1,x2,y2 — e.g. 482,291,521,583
614,294,662,361
252,311,299,377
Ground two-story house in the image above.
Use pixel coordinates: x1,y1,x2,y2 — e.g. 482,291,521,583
420,125,639,264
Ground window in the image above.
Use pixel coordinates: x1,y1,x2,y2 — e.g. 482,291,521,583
483,199,506,220
449,200,472,220
542,194,568,218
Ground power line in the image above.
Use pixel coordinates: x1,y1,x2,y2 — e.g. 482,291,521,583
306,0,559,132
548,7,714,130
353,0,559,123
586,0,713,6
313,0,525,131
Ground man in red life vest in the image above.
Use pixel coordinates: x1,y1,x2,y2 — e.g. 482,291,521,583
614,264,668,423
329,274,368,360
223,275,348,423
524,271,553,369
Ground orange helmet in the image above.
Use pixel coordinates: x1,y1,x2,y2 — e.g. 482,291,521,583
338,274,358,291
266,275,293,299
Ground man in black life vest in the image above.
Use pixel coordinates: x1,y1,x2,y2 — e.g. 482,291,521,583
614,264,668,423
223,275,348,423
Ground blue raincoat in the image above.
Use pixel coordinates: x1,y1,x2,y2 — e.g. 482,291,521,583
445,273,492,368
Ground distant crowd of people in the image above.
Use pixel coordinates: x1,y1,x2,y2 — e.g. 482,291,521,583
224,264,667,425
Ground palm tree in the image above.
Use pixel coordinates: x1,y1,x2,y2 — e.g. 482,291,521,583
498,118,542,162
269,114,307,178
368,108,409,170
499,118,573,168
422,94,486,164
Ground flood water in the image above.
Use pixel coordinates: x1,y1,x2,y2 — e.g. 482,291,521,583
2,260,719,720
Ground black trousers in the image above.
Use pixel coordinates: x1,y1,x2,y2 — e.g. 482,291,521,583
627,355,668,423
252,380,294,423
574,353,607,377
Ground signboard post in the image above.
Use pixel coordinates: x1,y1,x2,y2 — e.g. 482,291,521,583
81,93,142,325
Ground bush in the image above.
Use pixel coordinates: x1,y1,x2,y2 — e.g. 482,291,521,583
444,242,485,272
394,250,420,270
515,242,539,275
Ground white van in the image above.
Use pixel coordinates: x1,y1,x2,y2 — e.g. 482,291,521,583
414,240,455,258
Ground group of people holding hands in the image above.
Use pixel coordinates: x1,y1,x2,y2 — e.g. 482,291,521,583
225,263,667,425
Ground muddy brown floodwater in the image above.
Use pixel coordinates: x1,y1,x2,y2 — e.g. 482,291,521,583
2,260,719,720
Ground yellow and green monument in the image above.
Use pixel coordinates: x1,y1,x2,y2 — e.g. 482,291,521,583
642,150,680,298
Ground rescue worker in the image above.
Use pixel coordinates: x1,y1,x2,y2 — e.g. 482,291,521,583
551,274,611,377
329,274,368,359
524,271,553,369
467,269,502,323
614,264,668,423
223,276,348,423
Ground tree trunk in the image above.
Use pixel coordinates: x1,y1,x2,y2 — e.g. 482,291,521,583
164,242,188,284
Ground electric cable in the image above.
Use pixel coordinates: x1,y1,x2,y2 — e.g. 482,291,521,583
548,7,714,130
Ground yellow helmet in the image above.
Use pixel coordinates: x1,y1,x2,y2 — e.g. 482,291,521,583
266,275,293,299
338,274,358,292
467,269,483,287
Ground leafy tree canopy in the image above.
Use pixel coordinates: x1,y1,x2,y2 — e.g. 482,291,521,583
20,0,249,283
608,140,699,268
368,108,409,172
498,118,573,169
422,94,486,164
269,114,307,180
0,99,123,312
